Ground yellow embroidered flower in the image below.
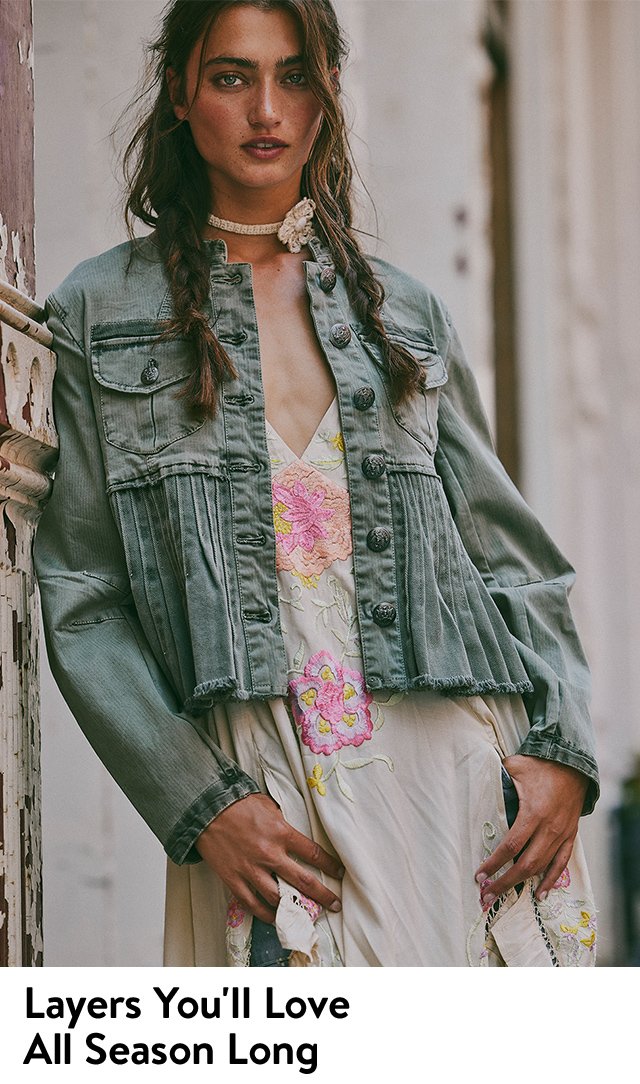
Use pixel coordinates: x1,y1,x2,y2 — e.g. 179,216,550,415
342,713,357,727
579,911,591,927
273,501,292,534
320,664,335,681
560,923,579,935
307,764,326,796
343,682,356,700
580,930,596,949
329,432,345,452
318,717,331,734
301,688,317,706
291,570,320,589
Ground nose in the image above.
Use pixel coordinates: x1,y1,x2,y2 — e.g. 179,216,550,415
247,78,282,129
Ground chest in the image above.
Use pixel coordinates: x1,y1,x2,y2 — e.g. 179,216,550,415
249,261,337,458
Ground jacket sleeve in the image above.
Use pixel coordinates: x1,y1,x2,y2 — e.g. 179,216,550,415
434,308,599,814
33,291,261,865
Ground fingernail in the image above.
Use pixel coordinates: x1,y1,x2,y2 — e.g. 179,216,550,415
329,900,342,912
538,890,548,901
336,865,345,878
475,871,488,884
483,892,496,907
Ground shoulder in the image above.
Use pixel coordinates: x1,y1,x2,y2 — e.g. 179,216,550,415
366,255,451,350
46,234,164,333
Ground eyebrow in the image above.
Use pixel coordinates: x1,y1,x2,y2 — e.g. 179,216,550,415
204,54,304,70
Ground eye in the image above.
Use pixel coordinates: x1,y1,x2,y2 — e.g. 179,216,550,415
214,72,244,88
283,71,308,86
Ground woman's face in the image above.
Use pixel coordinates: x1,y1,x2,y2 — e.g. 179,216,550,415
170,4,324,210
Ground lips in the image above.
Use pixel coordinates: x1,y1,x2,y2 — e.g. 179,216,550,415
242,138,288,149
241,138,289,161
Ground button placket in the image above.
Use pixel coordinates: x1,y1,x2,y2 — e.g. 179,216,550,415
304,262,405,687
215,261,288,693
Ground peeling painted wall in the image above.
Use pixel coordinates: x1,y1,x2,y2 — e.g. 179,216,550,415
0,0,57,967
0,1,36,297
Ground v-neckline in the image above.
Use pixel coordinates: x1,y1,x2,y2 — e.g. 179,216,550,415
266,395,338,463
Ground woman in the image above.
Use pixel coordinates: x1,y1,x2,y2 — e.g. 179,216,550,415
35,0,598,966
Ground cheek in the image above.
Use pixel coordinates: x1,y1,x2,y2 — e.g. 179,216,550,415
189,99,237,149
296,103,323,145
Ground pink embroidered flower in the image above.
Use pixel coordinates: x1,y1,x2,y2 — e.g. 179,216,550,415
293,893,322,922
226,897,246,929
272,461,351,577
289,650,374,755
553,867,571,890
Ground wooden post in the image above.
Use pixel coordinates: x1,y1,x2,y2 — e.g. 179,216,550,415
0,0,57,966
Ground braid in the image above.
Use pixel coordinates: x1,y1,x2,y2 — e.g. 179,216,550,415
307,137,425,407
156,202,238,419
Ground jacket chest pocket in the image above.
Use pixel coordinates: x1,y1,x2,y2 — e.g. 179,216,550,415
359,325,448,454
90,330,204,455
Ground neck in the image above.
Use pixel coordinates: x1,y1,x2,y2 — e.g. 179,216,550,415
212,232,293,265
207,177,303,229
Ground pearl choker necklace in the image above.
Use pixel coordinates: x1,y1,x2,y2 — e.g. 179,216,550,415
207,197,316,254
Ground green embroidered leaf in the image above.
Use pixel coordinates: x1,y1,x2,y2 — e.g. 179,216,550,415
292,641,305,671
341,757,375,770
374,754,394,771
335,769,354,802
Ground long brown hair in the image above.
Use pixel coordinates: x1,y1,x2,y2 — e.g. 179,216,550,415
122,0,424,418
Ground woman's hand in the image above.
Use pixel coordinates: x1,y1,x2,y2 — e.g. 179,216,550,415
475,755,589,909
196,793,344,924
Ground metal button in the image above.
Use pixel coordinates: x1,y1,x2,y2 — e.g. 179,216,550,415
372,602,397,627
319,267,337,292
330,322,352,348
140,360,159,385
223,330,248,345
367,527,391,552
362,453,386,479
354,386,375,411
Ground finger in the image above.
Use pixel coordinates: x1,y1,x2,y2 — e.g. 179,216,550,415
251,871,282,910
278,857,342,912
474,816,535,883
535,838,575,900
286,826,345,880
234,885,277,926
480,833,560,906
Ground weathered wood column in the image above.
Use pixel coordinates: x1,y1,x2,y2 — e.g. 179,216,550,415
0,0,57,966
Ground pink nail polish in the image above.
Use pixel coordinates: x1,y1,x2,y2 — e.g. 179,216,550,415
475,871,487,884
483,892,496,907
538,890,548,901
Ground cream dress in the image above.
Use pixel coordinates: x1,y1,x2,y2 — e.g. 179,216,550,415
163,397,596,967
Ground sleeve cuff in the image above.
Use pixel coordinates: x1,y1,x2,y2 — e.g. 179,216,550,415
165,768,261,865
516,732,600,816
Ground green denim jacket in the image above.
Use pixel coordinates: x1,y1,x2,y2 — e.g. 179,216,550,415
34,232,598,864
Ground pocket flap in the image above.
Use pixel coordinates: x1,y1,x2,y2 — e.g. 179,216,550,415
385,329,448,390
91,324,194,394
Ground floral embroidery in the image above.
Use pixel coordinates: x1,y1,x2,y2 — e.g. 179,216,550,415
272,461,351,577
537,885,597,965
292,893,322,922
290,650,374,755
226,897,246,929
307,764,327,796
328,432,345,453
553,867,571,889
292,570,321,590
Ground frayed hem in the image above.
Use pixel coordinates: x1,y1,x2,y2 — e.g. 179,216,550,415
184,674,533,713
